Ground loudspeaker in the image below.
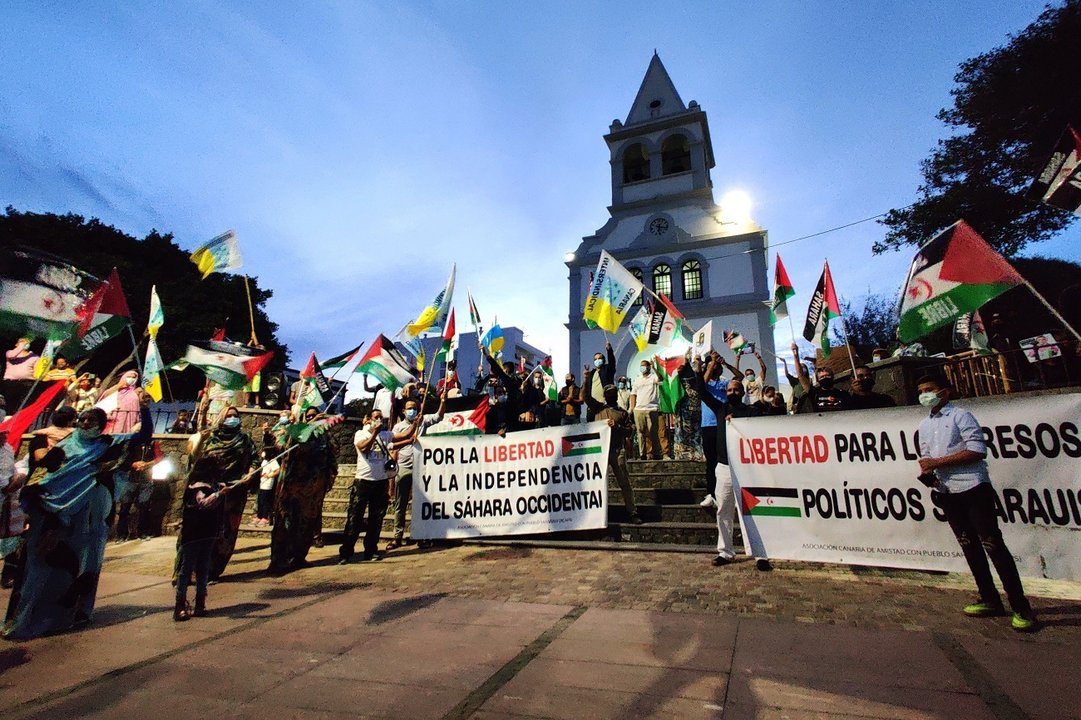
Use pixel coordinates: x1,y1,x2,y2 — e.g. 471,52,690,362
261,372,287,409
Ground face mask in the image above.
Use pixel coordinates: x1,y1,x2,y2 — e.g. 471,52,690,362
124,376,137,386
278,415,289,425
763,395,775,404
641,366,650,375
872,355,883,363
565,379,573,385
919,391,941,408
533,378,542,387
593,358,604,368
818,378,834,389
222,417,241,429
856,377,875,390
745,373,755,381
405,409,418,420
79,426,102,441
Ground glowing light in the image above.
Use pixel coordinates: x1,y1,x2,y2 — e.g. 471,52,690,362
151,457,176,480
563,251,576,263
720,190,753,225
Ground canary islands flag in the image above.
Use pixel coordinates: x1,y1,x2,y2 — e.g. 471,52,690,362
406,264,455,337
190,230,243,279
583,251,643,333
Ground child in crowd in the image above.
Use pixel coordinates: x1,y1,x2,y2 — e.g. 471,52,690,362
175,460,227,621
254,449,279,527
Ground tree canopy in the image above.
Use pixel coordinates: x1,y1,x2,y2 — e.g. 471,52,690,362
876,0,1081,256
0,207,288,399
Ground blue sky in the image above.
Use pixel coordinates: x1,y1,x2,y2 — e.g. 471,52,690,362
2,1,1076,382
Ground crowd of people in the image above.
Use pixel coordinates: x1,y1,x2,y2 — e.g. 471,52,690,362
0,329,1044,636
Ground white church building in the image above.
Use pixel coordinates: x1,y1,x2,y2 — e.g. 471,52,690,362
566,54,775,382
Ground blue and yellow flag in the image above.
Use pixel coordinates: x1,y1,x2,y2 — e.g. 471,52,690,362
147,285,164,338
583,250,644,332
143,337,164,401
190,230,243,279
481,322,504,355
405,264,455,337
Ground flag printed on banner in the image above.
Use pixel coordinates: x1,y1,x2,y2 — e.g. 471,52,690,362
0,248,105,342
561,432,603,457
65,268,133,358
583,251,644,332
190,230,243,279
654,355,685,414
952,311,989,353
142,337,165,402
770,254,796,326
481,322,504,355
406,265,456,337
147,285,164,338
320,343,364,374
426,397,490,436
647,295,683,347
740,487,802,518
177,342,273,390
358,334,416,390
628,305,651,353
897,220,1023,343
803,261,842,355
1027,124,1081,216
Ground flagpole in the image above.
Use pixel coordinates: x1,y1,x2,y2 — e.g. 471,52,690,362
243,275,259,346
644,287,698,335
126,325,146,377
1022,280,1081,343
318,343,366,413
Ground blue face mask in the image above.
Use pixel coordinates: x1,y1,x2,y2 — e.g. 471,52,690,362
593,358,604,368
405,409,418,420
222,417,241,429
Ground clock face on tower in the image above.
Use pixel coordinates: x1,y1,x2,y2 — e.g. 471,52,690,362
648,217,670,236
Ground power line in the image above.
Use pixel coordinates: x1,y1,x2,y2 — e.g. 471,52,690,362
738,208,906,258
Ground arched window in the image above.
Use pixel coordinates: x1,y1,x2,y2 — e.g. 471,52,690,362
652,264,672,298
622,143,650,183
682,259,703,300
630,268,644,305
662,134,691,175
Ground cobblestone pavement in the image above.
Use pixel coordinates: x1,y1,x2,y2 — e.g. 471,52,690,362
1,537,1078,720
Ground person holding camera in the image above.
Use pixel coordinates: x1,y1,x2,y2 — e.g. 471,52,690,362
339,410,396,564
915,374,1036,632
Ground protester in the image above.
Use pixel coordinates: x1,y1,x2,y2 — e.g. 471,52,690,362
483,349,526,432
585,342,616,420
253,449,279,528
41,355,77,386
558,373,582,425
915,374,1036,632
173,463,229,621
114,437,157,542
4,403,152,639
848,366,897,410
201,379,237,430
791,343,849,413
616,376,632,412
697,358,770,571
436,360,462,397
100,370,142,433
364,375,396,428
694,350,732,508
268,406,338,574
753,385,787,416
737,350,767,405
0,421,26,590
185,406,258,579
579,370,643,525
520,369,547,429
484,377,510,436
3,338,39,407
386,390,446,551
340,409,395,563
870,348,888,363
167,409,197,434
630,358,662,460
68,373,100,413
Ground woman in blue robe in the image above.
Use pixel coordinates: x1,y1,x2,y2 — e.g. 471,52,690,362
4,403,151,640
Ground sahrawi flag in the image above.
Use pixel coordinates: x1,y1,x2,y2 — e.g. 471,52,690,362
583,251,644,332
1027,124,1081,216
435,308,456,364
740,487,802,518
298,352,331,409
769,254,796,326
65,268,133,358
561,432,603,456
320,343,364,374
653,355,685,414
177,341,273,390
287,414,345,444
898,220,1023,343
406,264,455,337
802,261,842,355
358,334,415,390
190,230,243,279
427,397,490,436
539,356,558,402
0,249,98,340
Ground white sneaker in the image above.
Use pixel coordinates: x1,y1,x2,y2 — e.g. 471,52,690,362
699,494,717,508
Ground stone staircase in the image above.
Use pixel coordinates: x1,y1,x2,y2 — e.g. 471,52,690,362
240,459,723,552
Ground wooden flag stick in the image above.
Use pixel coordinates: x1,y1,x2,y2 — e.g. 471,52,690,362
243,275,259,346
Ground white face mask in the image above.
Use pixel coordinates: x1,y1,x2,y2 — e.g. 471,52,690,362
918,391,942,408
640,366,649,375
124,375,137,386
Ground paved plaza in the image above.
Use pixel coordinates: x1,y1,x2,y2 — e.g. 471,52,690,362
1,537,1079,720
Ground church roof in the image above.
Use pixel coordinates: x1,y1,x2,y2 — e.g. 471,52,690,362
625,53,686,126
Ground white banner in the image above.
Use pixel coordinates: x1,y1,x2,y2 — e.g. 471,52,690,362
728,393,1081,582
413,422,612,539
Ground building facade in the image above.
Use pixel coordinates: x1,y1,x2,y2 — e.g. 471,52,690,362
566,54,775,382
406,327,548,391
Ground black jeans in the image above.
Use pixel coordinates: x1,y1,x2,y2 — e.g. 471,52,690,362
340,479,390,559
940,483,1031,616
701,426,718,497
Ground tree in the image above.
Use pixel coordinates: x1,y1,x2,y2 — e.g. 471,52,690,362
0,207,289,399
831,293,900,357
876,0,1081,257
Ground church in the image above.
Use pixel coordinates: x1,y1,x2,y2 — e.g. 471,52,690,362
566,54,775,383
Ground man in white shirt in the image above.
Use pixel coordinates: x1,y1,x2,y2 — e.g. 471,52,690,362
339,410,396,563
629,360,661,460
386,390,446,551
